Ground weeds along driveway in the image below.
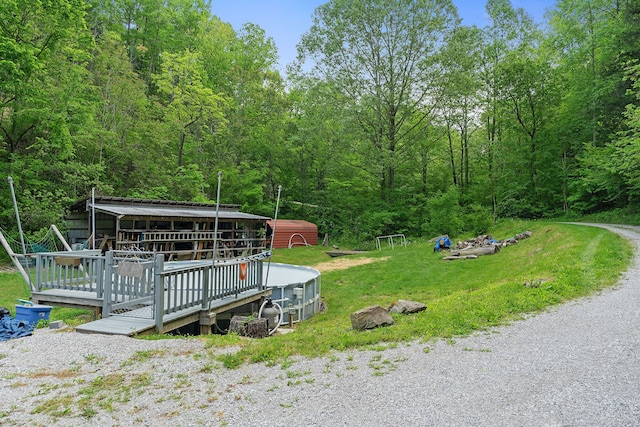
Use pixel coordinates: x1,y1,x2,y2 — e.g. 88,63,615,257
0,223,638,426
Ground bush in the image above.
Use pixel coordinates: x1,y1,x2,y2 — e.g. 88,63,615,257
423,188,464,237
464,204,493,235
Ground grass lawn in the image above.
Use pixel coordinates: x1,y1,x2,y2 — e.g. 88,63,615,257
214,220,633,367
0,220,633,366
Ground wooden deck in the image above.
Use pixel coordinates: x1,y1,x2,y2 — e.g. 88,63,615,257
32,288,103,318
72,287,271,336
32,250,271,336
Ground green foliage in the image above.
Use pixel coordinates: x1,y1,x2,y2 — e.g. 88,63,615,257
2,0,640,243
463,204,494,235
423,188,464,237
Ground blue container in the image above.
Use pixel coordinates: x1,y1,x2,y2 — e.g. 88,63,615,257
15,304,52,325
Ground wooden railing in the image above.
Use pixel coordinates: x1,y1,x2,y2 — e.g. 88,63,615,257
104,251,157,317
36,250,266,331
35,250,104,294
154,254,265,330
141,231,220,242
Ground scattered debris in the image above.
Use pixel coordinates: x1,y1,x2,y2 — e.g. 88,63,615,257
454,231,532,250
351,300,427,331
451,245,500,257
444,231,533,260
455,234,500,249
524,278,547,288
443,254,478,261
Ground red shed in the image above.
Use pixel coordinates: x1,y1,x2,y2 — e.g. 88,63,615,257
267,219,318,249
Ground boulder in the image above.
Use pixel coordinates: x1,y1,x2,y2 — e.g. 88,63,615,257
389,300,427,314
350,305,394,330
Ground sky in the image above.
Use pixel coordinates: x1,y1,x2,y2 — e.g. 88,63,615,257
209,0,557,71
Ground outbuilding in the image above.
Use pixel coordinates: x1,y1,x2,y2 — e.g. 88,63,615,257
66,196,270,260
266,220,318,249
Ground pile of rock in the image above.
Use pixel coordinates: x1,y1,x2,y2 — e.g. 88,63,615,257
455,234,498,250
455,231,532,250
443,231,533,261
350,300,427,331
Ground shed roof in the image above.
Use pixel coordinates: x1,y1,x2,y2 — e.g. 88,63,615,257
70,196,269,221
92,204,269,221
70,196,240,212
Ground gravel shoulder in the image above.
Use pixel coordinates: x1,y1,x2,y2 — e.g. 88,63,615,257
1,223,639,426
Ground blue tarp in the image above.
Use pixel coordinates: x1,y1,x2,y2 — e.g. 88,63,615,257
0,316,35,341
434,236,451,251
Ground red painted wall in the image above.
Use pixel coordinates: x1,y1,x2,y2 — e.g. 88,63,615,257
266,220,318,249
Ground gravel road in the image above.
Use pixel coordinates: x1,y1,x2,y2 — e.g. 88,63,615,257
1,223,639,426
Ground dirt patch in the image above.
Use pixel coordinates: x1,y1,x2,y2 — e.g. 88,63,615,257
312,256,390,273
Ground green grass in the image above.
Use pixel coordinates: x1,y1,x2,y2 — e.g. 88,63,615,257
216,220,633,367
0,220,633,368
0,269,95,326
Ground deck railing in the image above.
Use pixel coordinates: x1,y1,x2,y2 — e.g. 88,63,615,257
104,250,157,317
35,250,104,294
153,254,265,331
35,250,267,331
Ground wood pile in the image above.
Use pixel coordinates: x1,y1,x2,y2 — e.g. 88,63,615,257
444,231,532,261
454,231,532,250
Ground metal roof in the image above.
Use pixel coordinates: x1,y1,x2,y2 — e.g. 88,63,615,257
92,203,270,221
69,196,240,211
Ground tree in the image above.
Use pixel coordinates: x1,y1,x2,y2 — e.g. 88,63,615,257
478,0,563,218
298,0,458,202
153,49,227,167
0,0,96,231
549,0,640,212
438,25,483,194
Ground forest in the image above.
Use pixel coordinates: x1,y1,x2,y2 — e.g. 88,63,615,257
2,0,640,244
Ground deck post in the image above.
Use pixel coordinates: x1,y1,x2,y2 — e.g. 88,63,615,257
35,253,42,292
258,259,264,291
154,253,165,333
102,251,114,318
95,255,104,298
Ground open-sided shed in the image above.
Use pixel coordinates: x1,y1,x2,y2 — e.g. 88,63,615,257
267,220,318,249
66,196,270,260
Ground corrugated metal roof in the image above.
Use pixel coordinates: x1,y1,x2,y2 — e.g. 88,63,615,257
69,196,240,211
93,204,269,221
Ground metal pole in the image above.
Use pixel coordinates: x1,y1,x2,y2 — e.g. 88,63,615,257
264,185,282,288
210,171,223,310
8,176,33,291
91,187,96,250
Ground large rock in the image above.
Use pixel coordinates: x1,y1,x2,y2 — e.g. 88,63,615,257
350,305,394,330
389,300,427,314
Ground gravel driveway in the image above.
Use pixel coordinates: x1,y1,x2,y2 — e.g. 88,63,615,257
1,223,639,426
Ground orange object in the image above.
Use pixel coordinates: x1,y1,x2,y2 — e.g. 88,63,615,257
239,263,247,280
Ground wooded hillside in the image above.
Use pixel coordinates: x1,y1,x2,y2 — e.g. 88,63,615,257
2,0,639,242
